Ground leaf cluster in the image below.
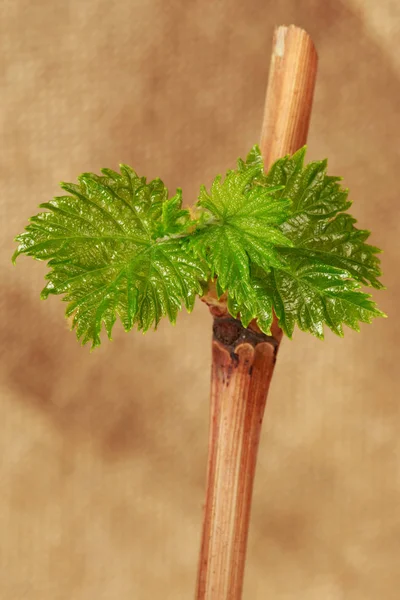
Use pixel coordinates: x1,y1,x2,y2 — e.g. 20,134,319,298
13,148,385,347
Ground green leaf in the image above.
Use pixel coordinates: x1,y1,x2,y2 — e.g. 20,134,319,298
190,162,293,296
280,213,383,290
267,258,384,339
13,165,207,347
262,148,383,289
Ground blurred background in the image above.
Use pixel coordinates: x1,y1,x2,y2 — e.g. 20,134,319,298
1,1,399,598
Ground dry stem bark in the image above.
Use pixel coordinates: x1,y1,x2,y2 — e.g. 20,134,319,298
196,26,318,600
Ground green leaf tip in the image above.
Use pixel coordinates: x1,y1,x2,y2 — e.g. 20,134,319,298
13,147,385,348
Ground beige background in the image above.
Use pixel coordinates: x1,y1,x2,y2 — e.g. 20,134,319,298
1,1,399,598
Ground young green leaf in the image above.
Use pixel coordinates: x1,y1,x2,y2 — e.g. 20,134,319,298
266,259,383,339
262,147,384,289
13,166,207,347
189,165,293,299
